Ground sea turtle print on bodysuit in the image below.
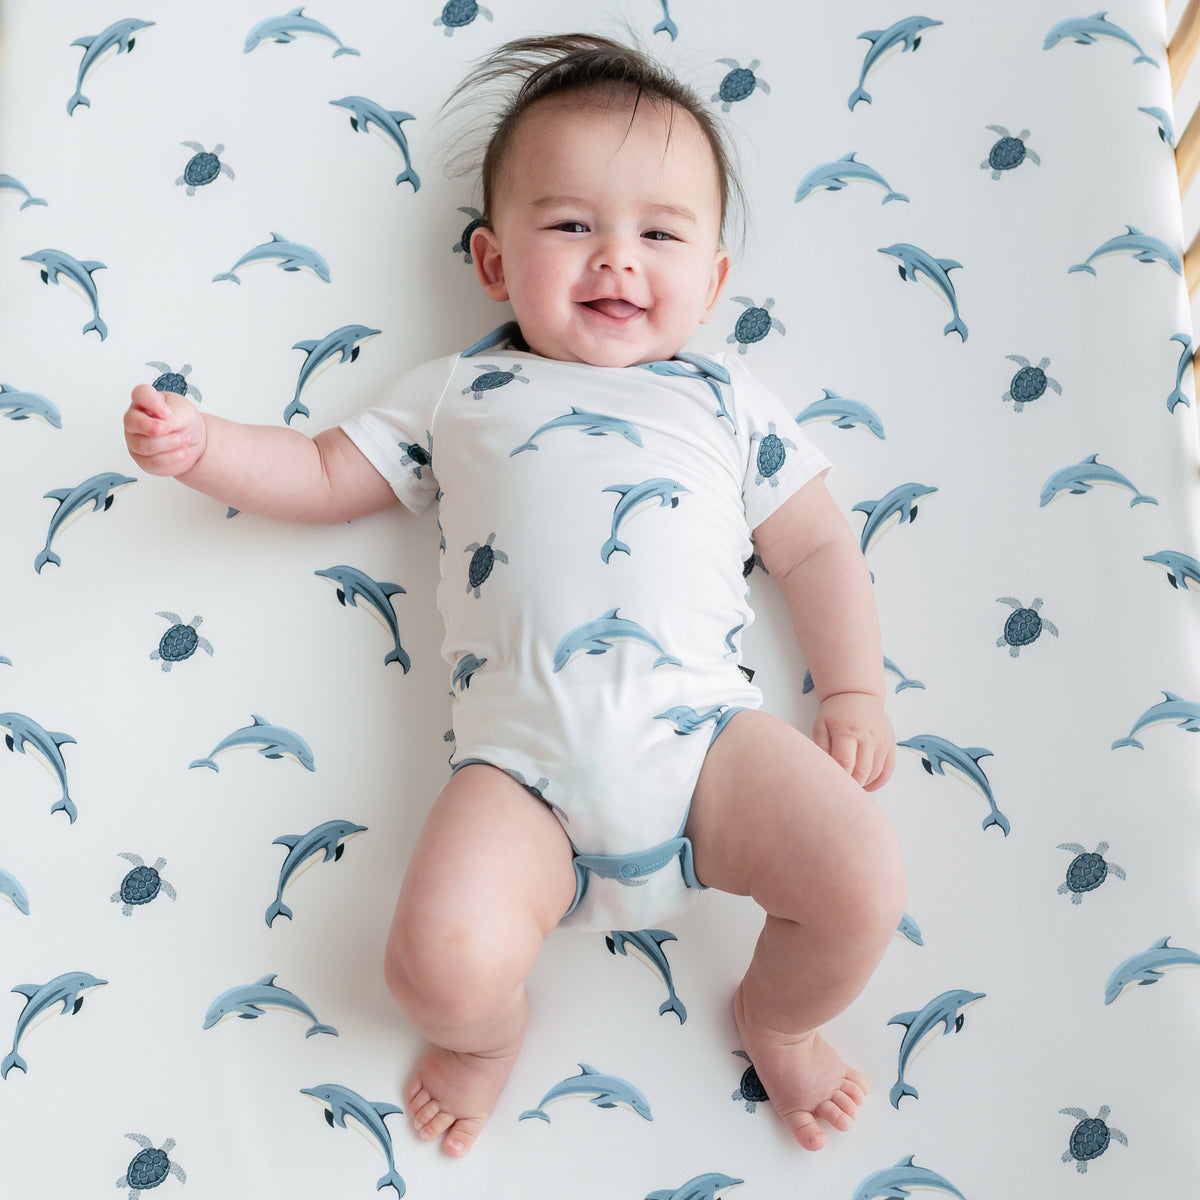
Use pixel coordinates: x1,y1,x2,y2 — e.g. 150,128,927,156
340,327,830,931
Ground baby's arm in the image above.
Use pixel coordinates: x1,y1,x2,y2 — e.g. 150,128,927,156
123,383,398,524
753,478,895,792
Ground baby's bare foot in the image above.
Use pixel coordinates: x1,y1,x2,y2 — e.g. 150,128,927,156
733,985,868,1151
405,1042,520,1157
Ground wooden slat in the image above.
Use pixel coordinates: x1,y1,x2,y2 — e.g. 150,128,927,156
1170,0,1200,94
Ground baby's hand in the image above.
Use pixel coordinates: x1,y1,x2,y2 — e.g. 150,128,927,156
813,692,895,792
124,383,206,477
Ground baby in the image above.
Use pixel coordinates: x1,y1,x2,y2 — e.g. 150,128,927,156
123,34,904,1159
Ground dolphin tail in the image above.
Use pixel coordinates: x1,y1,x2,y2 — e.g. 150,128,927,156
33,547,60,573
1,1049,27,1079
509,442,536,456
333,46,361,58
1130,493,1159,507
189,757,220,771
658,995,687,1024
265,899,293,927
377,1168,406,1197
982,808,1011,836
653,17,678,40
384,646,412,673
653,654,683,669
1068,263,1097,276
284,398,310,425
601,536,631,563
212,271,241,284
894,679,926,692
1111,736,1144,750
1167,388,1189,413
50,794,78,824
519,1108,550,1122
82,314,108,341
889,1079,917,1108
306,1022,339,1038
1134,54,1159,67
394,167,421,192
883,191,909,204
66,92,90,117
848,86,871,110
19,197,48,210
943,316,968,342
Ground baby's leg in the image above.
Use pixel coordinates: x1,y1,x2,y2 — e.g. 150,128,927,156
687,710,905,1151
384,764,576,1157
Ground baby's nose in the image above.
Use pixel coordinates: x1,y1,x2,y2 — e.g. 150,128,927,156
589,234,638,273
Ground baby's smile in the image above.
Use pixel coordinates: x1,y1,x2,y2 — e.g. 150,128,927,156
579,297,645,321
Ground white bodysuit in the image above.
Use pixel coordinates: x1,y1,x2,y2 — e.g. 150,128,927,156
340,324,830,931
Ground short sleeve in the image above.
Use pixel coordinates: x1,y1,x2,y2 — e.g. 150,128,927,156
338,354,456,514
729,356,831,532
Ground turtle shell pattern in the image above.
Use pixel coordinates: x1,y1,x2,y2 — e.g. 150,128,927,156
734,308,772,345
183,151,221,187
440,0,478,25
989,137,1026,172
737,1062,769,1104
756,433,787,479
472,370,514,391
468,544,495,589
1067,1116,1111,1163
158,623,199,662
126,1145,171,1189
1064,852,1107,896
152,372,188,397
1002,607,1042,647
1009,365,1047,404
719,68,757,103
406,442,431,468
120,865,162,906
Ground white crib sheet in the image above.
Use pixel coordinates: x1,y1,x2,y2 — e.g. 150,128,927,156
3,1,1200,1196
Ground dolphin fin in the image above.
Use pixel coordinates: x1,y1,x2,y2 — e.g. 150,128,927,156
11,983,40,999
964,747,994,762
273,834,302,849
1152,936,1173,949
936,258,963,272
388,110,416,125
70,35,97,48
293,339,320,353
859,29,884,42
43,487,73,503
254,974,278,986
48,731,77,748
379,583,406,597
251,715,273,727
888,1010,919,1028
79,261,105,274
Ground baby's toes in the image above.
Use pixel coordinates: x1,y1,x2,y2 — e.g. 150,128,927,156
790,1112,827,1151
816,1097,855,1132
443,1116,486,1157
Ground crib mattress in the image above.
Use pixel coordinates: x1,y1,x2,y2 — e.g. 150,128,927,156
2,1,1200,1196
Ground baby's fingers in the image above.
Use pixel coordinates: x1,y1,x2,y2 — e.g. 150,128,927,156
129,382,173,419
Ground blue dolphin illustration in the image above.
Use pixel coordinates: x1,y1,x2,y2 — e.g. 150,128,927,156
853,483,937,558
3,971,108,1078
204,974,337,1037
22,249,108,339
850,17,943,110
244,8,360,57
0,712,77,822
653,0,677,40
852,1154,967,1200
266,819,367,927
1111,691,1200,749
0,869,29,915
519,1063,653,1123
654,705,740,746
1069,226,1180,276
213,232,330,284
888,988,985,1107
1167,333,1193,411
1044,13,1159,66
896,912,924,946
795,153,908,205
301,1084,405,1197
606,930,687,1023
330,96,420,191
554,608,681,672
796,389,885,438
1039,453,1157,508
67,18,154,115
1144,550,1200,594
451,652,487,692
511,406,643,455
0,175,48,210
1141,105,1176,146
0,384,61,428
35,472,135,572
286,325,380,424
639,355,735,429
898,735,1009,835
601,478,689,561
314,565,409,670
647,1174,743,1200
878,243,967,340
189,714,315,772
1104,936,1200,1004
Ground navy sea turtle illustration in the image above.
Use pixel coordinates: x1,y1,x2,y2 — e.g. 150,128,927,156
727,296,785,354
118,1133,186,1196
150,612,213,671
712,59,770,111
749,422,797,487
1060,1106,1127,1173
1003,355,1060,412
465,533,508,597
462,362,527,399
1057,842,1125,904
146,362,202,404
452,206,485,262
176,142,234,195
996,597,1059,657
434,0,493,34
730,1051,768,1112
111,852,177,916
981,126,1040,179
399,432,433,480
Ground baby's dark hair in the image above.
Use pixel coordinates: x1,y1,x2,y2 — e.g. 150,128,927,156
441,33,746,250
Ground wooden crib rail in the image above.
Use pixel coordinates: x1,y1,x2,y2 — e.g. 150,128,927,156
1171,0,1200,290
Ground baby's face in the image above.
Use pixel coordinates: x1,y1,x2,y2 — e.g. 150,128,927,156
471,96,730,367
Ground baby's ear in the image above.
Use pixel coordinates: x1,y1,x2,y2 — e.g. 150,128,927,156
470,226,509,301
699,248,731,323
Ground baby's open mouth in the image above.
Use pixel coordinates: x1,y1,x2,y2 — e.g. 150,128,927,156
582,298,644,319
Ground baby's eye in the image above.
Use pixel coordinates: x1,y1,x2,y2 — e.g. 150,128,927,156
642,229,676,242
554,221,588,233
